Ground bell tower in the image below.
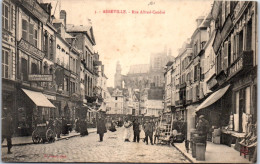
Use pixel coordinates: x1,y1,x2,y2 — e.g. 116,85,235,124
114,61,122,88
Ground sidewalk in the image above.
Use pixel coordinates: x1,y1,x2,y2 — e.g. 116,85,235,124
174,141,251,163
2,128,97,147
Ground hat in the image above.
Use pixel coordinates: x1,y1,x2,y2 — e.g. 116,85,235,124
199,115,205,119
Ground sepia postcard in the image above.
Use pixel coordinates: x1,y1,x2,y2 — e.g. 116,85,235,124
1,0,257,163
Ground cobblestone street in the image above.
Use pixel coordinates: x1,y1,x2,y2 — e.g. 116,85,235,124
2,128,189,163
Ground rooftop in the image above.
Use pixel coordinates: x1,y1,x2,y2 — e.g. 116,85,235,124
67,24,92,33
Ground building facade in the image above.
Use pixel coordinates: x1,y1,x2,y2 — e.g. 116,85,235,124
2,0,107,136
163,1,257,147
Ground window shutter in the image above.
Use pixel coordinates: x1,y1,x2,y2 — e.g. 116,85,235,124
191,69,194,82
201,59,204,75
231,34,234,64
224,41,229,70
22,19,28,41
29,23,34,44
11,5,13,30
222,2,226,26
190,87,192,101
221,48,224,71
197,65,200,81
235,34,239,60
226,1,230,16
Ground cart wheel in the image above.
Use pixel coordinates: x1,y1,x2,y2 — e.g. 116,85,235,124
32,130,41,144
46,129,55,143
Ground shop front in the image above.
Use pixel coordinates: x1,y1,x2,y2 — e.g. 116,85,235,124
16,88,56,136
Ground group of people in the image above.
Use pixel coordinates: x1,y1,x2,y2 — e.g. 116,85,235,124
123,117,159,145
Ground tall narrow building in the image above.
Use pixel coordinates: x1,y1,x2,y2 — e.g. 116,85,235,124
114,61,122,88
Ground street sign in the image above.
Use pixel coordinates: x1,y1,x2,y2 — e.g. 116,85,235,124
28,74,53,82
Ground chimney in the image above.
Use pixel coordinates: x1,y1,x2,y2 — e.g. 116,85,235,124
60,10,67,29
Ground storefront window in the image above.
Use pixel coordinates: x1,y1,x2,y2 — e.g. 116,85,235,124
234,86,252,133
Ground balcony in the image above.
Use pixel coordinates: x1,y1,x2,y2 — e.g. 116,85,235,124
227,50,253,80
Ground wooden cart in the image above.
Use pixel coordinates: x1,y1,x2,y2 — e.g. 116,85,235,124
32,123,55,144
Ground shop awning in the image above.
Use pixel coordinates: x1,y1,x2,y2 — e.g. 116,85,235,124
22,89,56,108
195,85,230,112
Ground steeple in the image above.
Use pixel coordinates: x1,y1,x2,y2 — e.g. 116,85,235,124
116,61,121,74
114,61,122,88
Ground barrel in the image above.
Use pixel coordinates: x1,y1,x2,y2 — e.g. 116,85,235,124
196,143,206,161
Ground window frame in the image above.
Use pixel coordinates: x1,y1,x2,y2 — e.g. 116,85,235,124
2,2,9,30
2,49,9,79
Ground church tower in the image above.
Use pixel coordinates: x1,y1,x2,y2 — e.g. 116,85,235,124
114,61,122,88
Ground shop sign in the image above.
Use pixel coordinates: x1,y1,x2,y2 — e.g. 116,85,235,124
228,57,243,79
18,39,45,60
228,51,253,79
213,30,222,54
18,0,48,24
28,74,53,82
44,94,56,100
221,16,233,41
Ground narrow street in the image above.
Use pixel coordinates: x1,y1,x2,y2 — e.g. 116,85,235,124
2,127,189,163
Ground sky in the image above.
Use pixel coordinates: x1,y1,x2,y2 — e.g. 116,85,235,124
46,0,213,87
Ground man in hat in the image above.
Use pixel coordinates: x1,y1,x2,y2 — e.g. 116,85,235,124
97,112,107,142
196,115,210,147
132,118,141,142
143,119,154,145
2,107,13,154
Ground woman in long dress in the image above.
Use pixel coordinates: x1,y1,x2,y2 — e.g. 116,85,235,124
123,118,132,142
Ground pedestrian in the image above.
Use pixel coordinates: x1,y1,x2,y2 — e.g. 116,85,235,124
75,117,80,133
61,117,68,135
196,115,210,148
154,123,160,144
97,112,107,142
133,118,141,142
54,117,62,138
109,121,117,132
79,118,88,136
2,108,13,154
123,118,132,142
143,119,154,145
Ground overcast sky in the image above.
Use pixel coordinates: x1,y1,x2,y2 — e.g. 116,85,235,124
47,0,213,87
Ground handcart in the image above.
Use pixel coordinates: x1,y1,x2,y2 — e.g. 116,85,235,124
32,123,55,144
